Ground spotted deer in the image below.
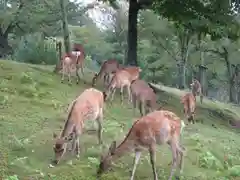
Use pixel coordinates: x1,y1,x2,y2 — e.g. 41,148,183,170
52,88,104,165
92,59,120,87
130,79,160,116
97,110,186,180
190,79,203,104
103,66,142,104
181,92,196,124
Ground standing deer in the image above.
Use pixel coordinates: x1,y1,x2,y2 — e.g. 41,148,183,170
52,88,104,165
130,79,159,116
60,44,85,84
103,66,142,104
190,79,203,104
97,110,186,180
92,59,120,87
181,92,196,124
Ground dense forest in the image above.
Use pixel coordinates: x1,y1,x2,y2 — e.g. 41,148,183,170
1,0,240,104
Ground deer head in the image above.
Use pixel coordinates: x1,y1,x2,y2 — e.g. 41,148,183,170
97,141,116,176
52,132,74,165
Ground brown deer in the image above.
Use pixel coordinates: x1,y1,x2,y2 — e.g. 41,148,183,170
103,66,142,104
130,79,159,116
190,79,203,104
61,51,85,84
92,59,120,87
52,88,104,165
181,92,196,124
97,110,186,180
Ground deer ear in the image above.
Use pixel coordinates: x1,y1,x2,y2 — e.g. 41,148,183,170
53,132,58,139
103,92,107,101
64,132,74,141
109,141,117,155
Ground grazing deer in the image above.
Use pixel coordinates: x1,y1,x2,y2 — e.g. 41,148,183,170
190,79,203,104
52,88,104,165
103,66,142,104
130,79,159,116
92,59,120,87
97,110,186,180
181,92,196,124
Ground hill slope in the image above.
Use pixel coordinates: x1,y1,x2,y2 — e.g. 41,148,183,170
0,60,240,180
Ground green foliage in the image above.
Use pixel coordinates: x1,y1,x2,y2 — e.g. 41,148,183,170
13,33,58,65
4,175,19,180
70,25,116,63
199,151,224,170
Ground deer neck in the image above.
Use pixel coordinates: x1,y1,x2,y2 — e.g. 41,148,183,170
60,119,75,138
60,113,85,138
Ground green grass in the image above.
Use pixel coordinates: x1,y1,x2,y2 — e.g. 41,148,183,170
0,59,240,180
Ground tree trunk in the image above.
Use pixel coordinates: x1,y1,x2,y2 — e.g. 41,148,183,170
198,33,207,95
0,32,12,57
223,48,236,103
177,62,186,89
59,0,71,54
126,0,139,66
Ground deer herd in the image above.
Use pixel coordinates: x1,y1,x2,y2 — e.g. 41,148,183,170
53,50,204,180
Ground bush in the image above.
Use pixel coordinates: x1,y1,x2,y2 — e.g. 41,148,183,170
13,33,58,65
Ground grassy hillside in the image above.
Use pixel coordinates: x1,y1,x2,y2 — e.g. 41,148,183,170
0,59,240,180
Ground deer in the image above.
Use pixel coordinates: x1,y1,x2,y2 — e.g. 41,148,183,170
92,59,120,88
97,110,186,180
52,88,105,165
181,92,196,125
60,44,85,84
103,66,142,104
190,79,203,104
130,79,160,116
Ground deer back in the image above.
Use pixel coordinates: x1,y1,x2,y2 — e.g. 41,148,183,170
69,88,104,122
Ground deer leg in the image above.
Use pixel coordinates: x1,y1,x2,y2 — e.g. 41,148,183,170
127,85,132,103
177,144,184,176
168,141,178,180
61,66,65,83
68,70,72,85
138,101,143,116
75,135,80,158
120,85,124,104
96,109,103,145
111,87,116,102
103,74,108,86
139,100,146,116
76,66,80,84
80,63,84,77
132,94,137,115
149,145,158,180
130,150,142,180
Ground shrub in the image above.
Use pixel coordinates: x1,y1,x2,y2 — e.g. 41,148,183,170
13,33,58,65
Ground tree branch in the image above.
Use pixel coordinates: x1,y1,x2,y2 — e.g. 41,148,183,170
151,32,178,61
3,0,24,36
